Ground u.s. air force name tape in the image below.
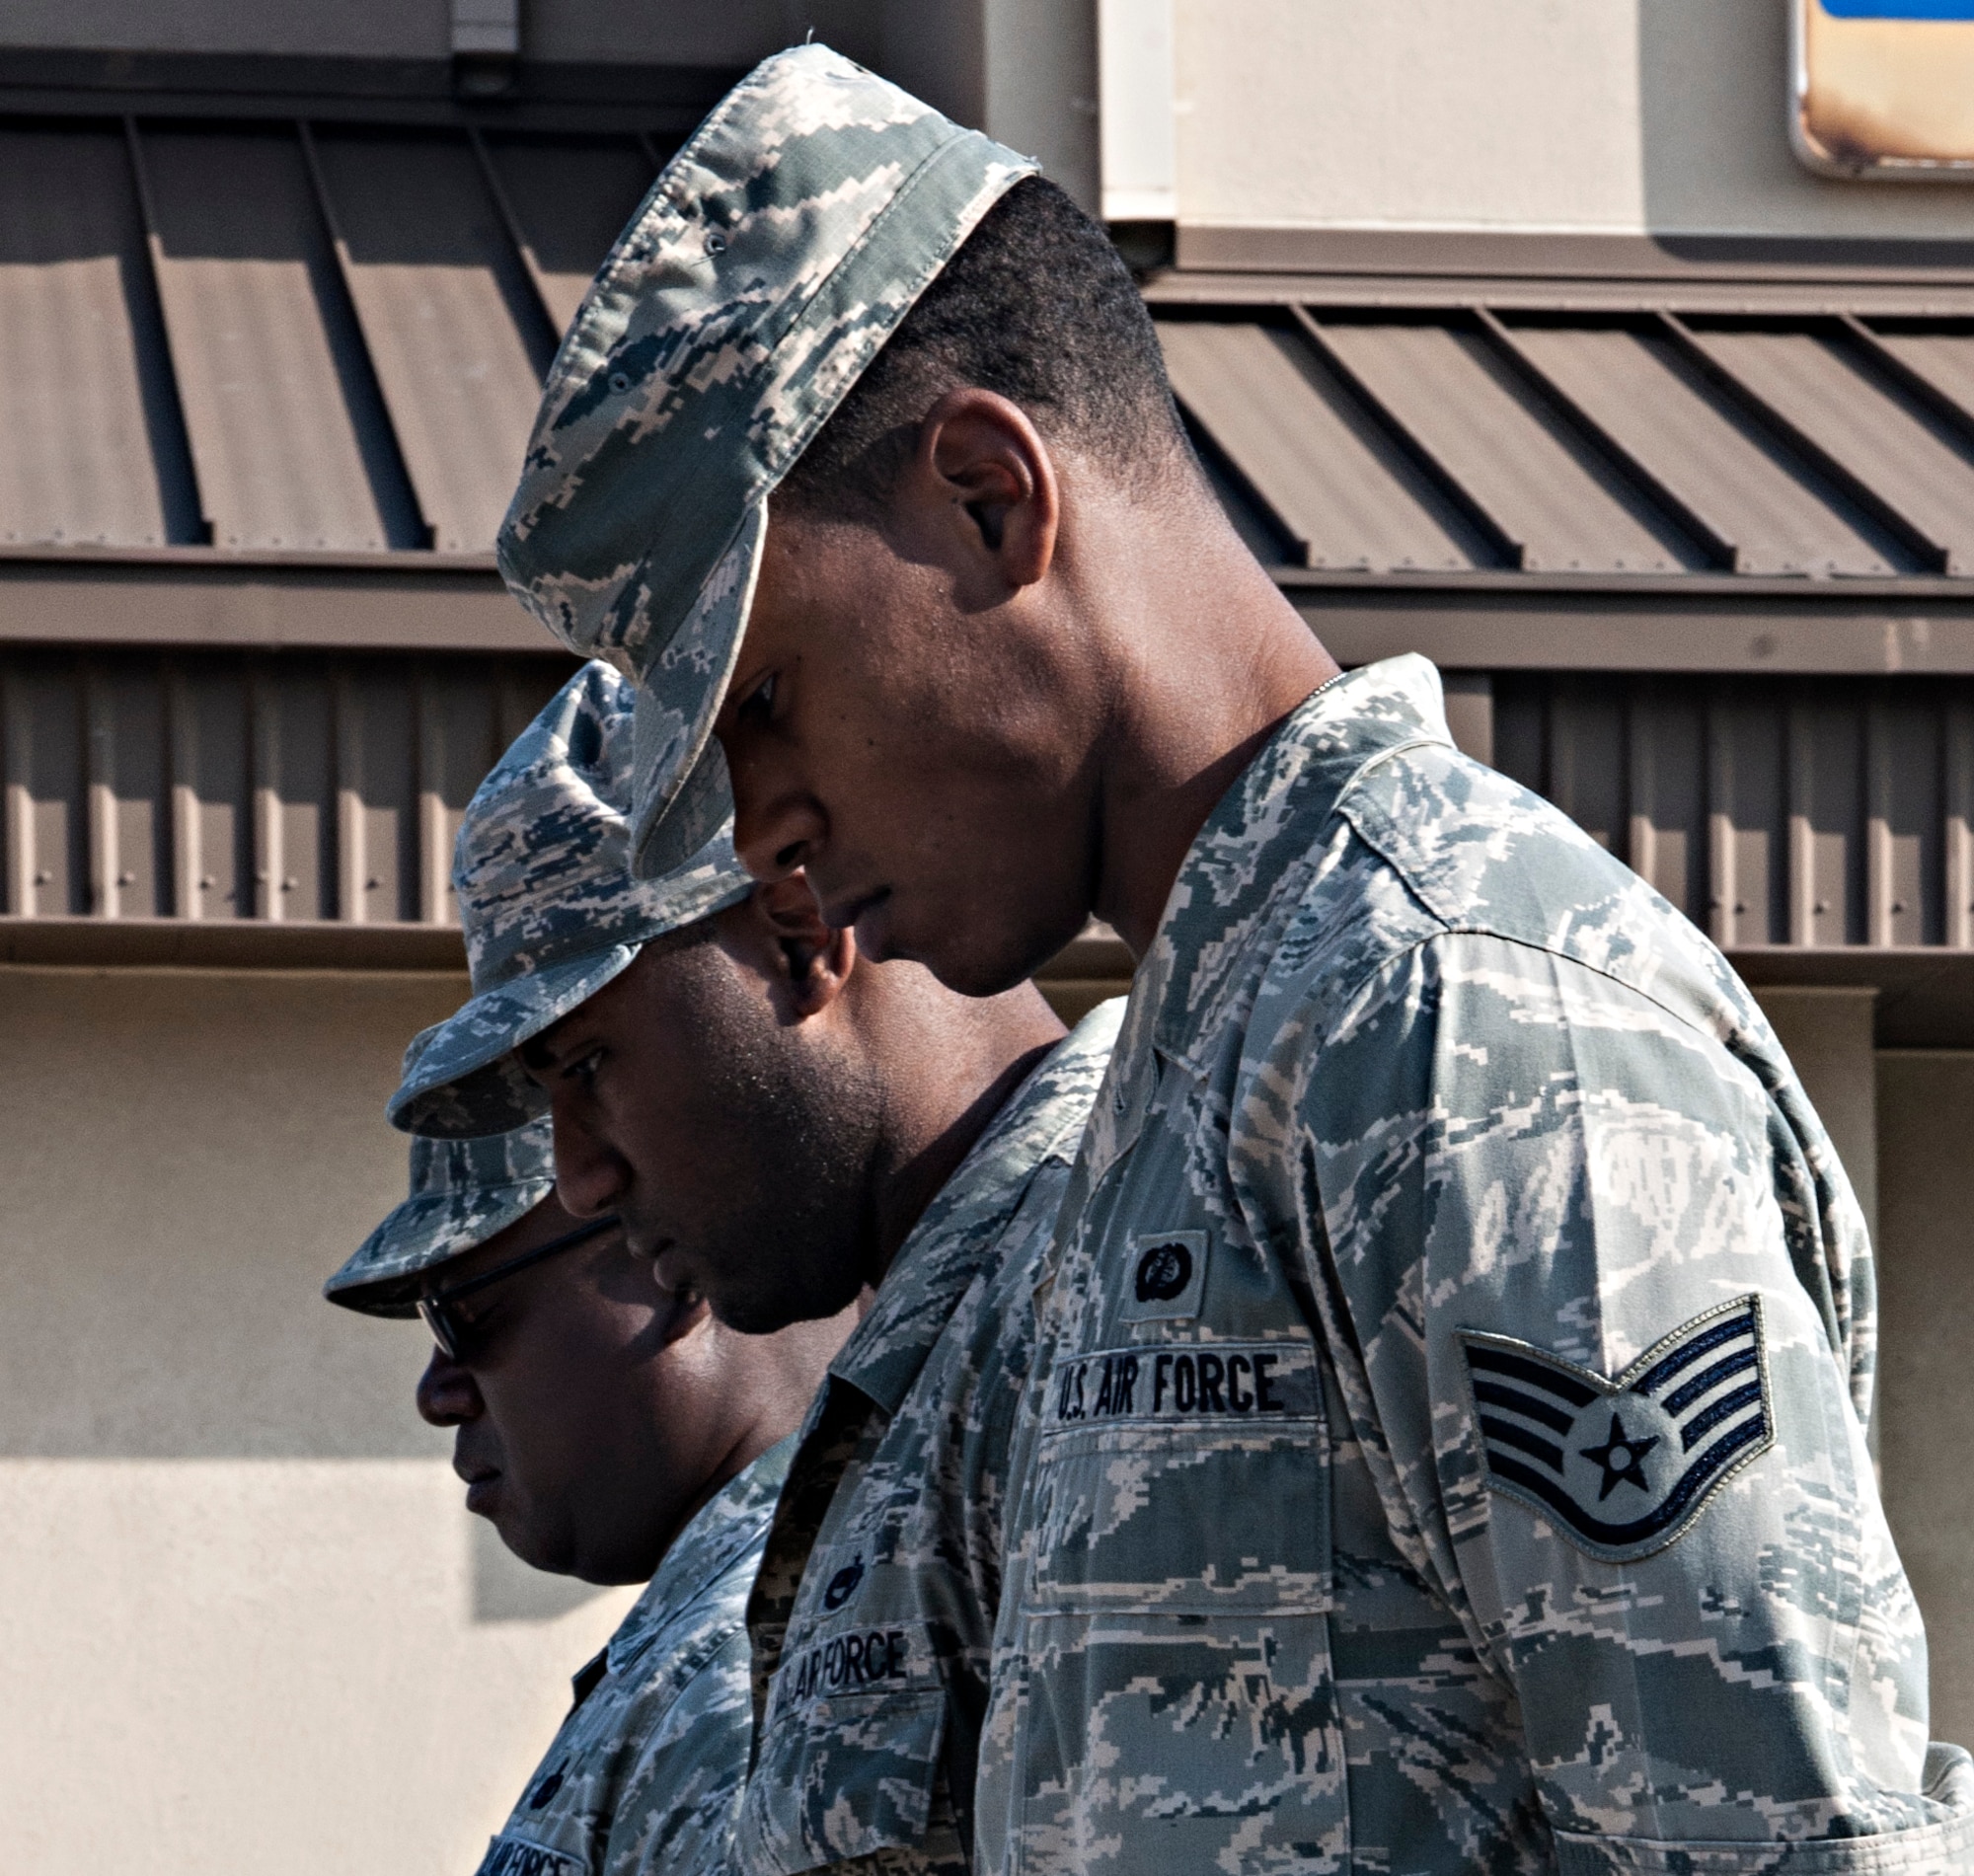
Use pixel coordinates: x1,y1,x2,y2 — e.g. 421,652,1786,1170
1457,1295,1773,1564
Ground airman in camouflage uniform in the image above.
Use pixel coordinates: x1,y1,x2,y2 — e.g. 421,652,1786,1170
335,659,829,1876
489,39,1972,1875
972,656,1974,1872
471,1427,793,1876
326,1120,797,1876
735,997,1119,1875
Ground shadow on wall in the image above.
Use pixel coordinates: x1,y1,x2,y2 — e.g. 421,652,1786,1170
0,966,481,1461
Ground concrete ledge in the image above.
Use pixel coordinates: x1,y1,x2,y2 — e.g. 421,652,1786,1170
0,918,468,973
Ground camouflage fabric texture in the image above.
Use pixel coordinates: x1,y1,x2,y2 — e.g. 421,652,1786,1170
977,655,1974,1874
496,43,1035,879
388,659,751,1139
475,1439,793,1876
324,1114,556,1315
734,1001,1122,1876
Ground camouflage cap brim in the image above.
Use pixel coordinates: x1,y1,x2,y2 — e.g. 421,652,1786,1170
629,507,760,877
385,942,639,1139
392,658,755,1138
494,43,1036,881
325,1124,558,1316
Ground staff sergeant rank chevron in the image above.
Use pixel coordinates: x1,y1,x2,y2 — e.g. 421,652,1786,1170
1459,1296,1772,1564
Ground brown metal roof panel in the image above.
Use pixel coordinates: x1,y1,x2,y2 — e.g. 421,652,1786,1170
1156,319,1480,572
1317,319,1690,574
1860,327,1974,433
311,128,551,553
480,134,656,337
1504,322,1899,578
1684,327,1974,574
0,126,183,550
136,123,408,554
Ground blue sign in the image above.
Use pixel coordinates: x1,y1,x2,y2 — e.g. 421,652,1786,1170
1818,2,1974,18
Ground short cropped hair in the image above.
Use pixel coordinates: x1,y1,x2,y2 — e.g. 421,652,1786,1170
777,176,1193,517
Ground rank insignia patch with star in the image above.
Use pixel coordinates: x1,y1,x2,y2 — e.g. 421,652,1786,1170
1456,1296,1773,1563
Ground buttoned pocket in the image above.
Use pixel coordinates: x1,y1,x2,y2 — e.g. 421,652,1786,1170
1025,1340,1331,1618
1009,1606,1347,1874
1552,1817,1974,1874
735,1625,951,1875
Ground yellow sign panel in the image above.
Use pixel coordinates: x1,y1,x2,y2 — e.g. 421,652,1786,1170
1793,0,1974,177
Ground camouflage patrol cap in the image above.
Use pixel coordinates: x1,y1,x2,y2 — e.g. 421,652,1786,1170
387,659,752,1139
324,1118,556,1317
495,42,1036,879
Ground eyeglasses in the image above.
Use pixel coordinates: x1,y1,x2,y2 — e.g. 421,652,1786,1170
418,1214,620,1362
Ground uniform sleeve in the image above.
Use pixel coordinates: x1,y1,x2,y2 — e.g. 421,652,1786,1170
1264,930,1974,1869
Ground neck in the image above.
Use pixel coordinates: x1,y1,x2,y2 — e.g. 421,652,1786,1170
1084,487,1338,957
859,978,1066,1282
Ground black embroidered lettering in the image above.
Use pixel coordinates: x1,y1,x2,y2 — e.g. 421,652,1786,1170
1115,1355,1139,1414
888,1630,908,1679
1227,1353,1253,1412
1197,1352,1226,1412
1094,1357,1115,1417
844,1633,866,1683
1254,1352,1285,1413
1153,1353,1173,1412
1175,1355,1196,1412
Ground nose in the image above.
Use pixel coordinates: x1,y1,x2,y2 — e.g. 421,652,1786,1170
721,736,827,883
416,1343,482,1428
551,1104,631,1222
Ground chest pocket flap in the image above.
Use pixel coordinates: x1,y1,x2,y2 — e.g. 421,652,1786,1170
737,1620,949,1874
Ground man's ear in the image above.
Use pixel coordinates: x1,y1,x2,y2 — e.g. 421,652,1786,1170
743,874,856,1021
914,389,1059,602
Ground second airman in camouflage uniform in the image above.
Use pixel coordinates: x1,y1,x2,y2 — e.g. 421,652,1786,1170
344,661,850,1875
735,997,1120,1874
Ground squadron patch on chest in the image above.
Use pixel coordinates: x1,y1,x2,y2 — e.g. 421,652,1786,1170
1457,1296,1774,1564
1118,1229,1209,1320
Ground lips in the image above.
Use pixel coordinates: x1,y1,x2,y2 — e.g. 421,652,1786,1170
832,887,896,958
455,1454,500,1516
650,1241,694,1297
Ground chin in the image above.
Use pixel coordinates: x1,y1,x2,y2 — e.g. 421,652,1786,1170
926,914,1083,1002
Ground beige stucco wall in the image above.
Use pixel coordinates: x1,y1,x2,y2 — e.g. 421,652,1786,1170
0,966,637,1875
1173,0,1974,239
1875,1051,1974,1756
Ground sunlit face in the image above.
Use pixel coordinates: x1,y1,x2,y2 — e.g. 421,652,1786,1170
714,506,1100,998
522,916,883,1335
413,1194,727,1585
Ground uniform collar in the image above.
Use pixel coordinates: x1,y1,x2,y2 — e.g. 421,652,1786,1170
597,1433,796,1684
825,1000,1123,1420
1142,654,1453,1064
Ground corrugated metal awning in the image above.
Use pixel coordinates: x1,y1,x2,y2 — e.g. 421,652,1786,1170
1151,292,1974,674
0,111,663,563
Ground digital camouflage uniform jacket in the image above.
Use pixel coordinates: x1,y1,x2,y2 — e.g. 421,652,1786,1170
733,1002,1123,1876
474,1440,790,1876
977,656,1974,1874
